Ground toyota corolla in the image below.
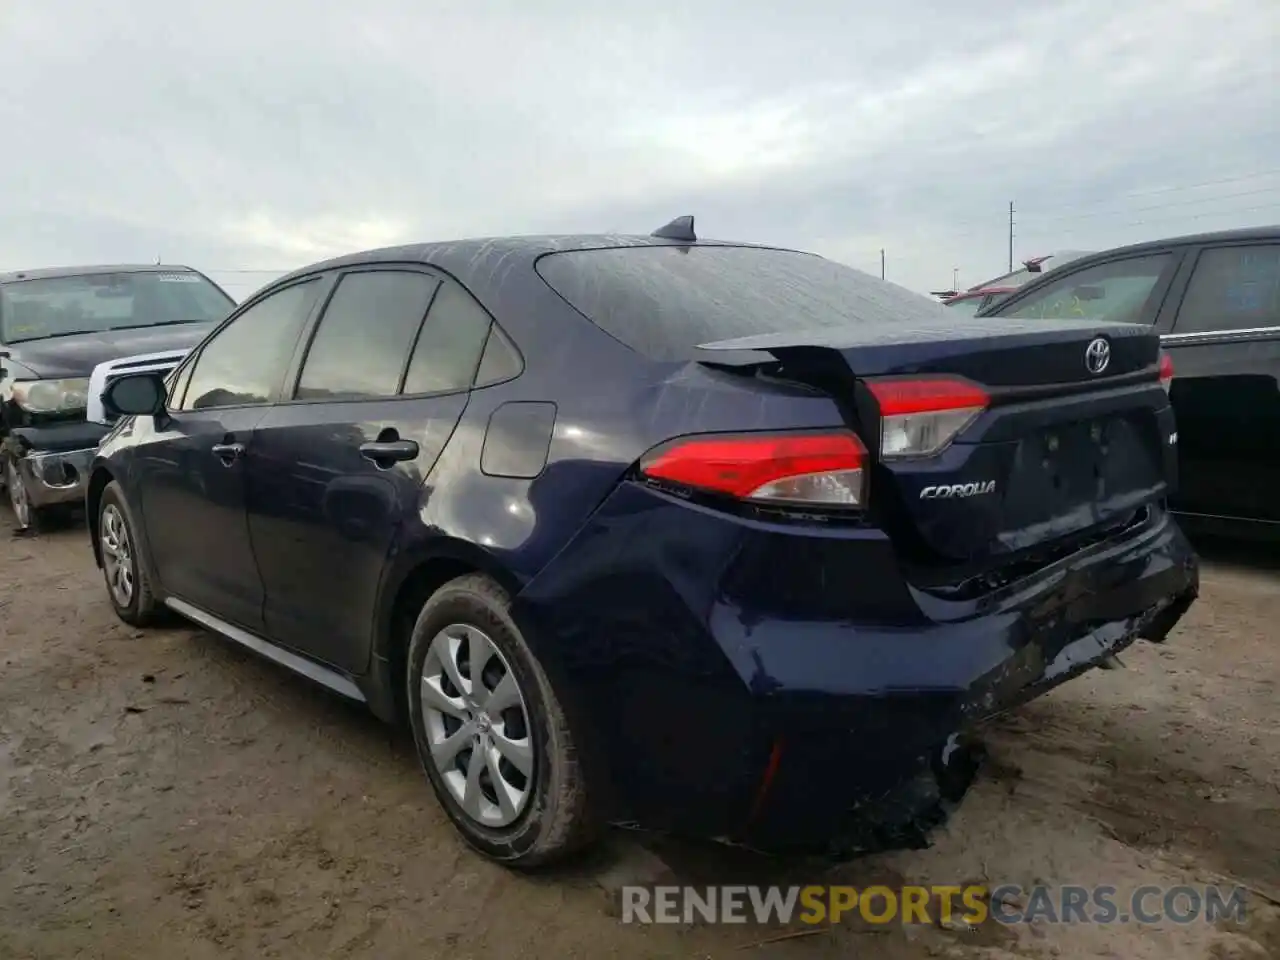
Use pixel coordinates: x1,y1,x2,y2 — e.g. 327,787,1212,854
86,219,1199,868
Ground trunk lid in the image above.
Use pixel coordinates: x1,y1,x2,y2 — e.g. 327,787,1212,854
697,319,1175,566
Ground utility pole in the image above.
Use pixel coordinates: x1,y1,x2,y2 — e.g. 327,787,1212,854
880,249,885,280
1008,201,1015,272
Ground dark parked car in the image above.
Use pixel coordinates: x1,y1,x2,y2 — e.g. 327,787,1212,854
88,219,1199,867
979,226,1280,538
0,265,235,531
943,252,1096,316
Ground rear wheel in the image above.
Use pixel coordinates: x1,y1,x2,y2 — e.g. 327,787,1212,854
98,481,165,626
406,573,596,868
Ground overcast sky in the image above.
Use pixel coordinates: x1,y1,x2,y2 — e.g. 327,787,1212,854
2,0,1278,300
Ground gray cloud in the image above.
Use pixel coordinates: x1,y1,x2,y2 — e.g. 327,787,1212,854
2,0,1277,297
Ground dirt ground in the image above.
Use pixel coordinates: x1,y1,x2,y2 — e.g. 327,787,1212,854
1,512,1277,960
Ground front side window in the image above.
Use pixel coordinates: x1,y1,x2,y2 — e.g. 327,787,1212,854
166,361,194,408
181,280,322,411
996,254,1173,324
295,270,440,400
0,270,235,343
1174,245,1280,334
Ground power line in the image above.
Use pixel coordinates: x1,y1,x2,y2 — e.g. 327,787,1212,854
1023,167,1280,209
925,168,1280,232
1063,200,1280,233
1021,185,1280,225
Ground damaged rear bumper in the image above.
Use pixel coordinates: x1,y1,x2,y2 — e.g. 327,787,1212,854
750,510,1197,857
514,483,1199,858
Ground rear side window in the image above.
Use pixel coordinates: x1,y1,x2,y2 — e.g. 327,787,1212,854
474,324,522,386
402,279,493,394
536,245,948,361
997,254,1172,323
1174,245,1280,334
296,270,439,401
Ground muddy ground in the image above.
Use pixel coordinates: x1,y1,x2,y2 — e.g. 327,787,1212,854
1,511,1277,960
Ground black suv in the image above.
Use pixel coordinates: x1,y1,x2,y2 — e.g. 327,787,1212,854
981,226,1280,538
0,265,235,531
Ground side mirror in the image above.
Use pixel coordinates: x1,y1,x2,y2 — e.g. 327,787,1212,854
102,373,167,418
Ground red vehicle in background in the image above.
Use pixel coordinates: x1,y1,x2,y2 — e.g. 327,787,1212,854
940,251,1094,315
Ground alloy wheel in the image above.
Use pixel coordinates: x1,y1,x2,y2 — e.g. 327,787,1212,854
100,504,135,608
420,623,535,828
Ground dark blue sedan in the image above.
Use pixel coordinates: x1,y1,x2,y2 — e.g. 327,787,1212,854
86,218,1199,867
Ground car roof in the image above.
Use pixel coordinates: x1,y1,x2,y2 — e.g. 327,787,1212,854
1065,224,1280,263
270,234,800,296
0,264,199,284
954,286,1016,299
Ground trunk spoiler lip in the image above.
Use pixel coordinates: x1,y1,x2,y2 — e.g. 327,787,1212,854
693,317,1155,358
692,330,1167,403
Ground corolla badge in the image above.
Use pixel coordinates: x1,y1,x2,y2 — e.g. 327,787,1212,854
919,481,997,500
1084,336,1111,375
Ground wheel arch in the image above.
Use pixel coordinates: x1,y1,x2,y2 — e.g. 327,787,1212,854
372,536,619,821
373,537,524,724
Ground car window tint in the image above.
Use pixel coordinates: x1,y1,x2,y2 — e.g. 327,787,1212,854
295,271,439,400
536,245,949,362
474,323,522,386
401,279,492,394
1175,245,1280,334
997,254,1173,324
166,361,193,408
181,280,321,411
945,299,983,317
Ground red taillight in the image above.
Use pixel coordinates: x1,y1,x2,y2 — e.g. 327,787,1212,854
639,431,868,508
1159,351,1174,394
865,376,990,459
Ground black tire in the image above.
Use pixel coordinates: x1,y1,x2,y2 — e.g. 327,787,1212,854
406,573,597,868
97,480,166,627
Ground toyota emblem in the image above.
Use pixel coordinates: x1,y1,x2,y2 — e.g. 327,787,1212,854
1084,337,1111,375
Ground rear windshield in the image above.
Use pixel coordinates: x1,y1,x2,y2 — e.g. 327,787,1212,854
536,245,948,361
0,271,235,343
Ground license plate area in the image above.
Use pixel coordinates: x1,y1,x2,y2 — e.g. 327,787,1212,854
1004,415,1157,527
1038,418,1111,501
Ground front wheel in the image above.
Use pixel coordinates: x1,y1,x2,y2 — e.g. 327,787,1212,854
98,481,165,626
4,455,35,532
3,455,74,534
406,573,597,868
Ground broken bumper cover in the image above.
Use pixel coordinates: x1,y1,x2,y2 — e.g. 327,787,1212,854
515,484,1199,857
6,422,108,509
751,511,1198,857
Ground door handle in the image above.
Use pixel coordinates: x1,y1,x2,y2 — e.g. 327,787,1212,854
359,439,419,464
211,442,245,463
